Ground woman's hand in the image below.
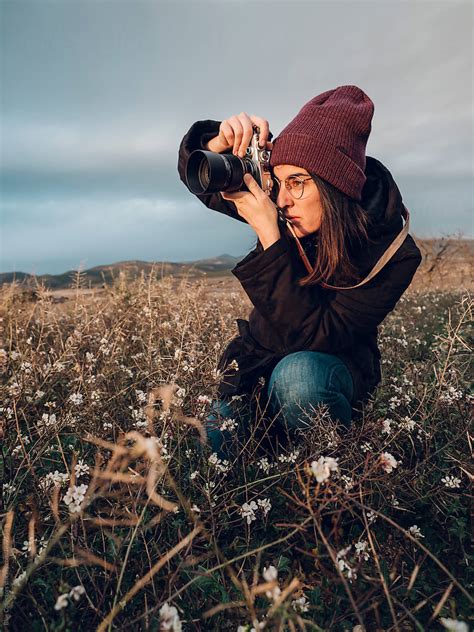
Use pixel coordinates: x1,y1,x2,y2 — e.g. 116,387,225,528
205,112,273,156
221,174,280,247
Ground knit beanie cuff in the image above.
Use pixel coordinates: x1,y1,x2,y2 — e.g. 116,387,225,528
270,133,367,201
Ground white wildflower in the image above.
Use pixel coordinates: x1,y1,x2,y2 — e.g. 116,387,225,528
69,393,83,406
12,570,27,588
135,389,148,403
340,475,354,490
388,395,401,410
257,457,272,474
211,367,223,380
263,565,281,600
380,452,398,473
8,381,21,396
208,453,231,474
240,501,258,525
355,540,370,561
39,470,69,491
20,361,33,374
366,510,377,524
219,417,238,432
336,545,357,581
310,455,339,483
74,460,90,478
85,352,96,364
90,390,101,403
441,475,461,489
439,386,464,405
3,482,16,496
37,412,58,432
291,595,309,613
63,483,88,514
99,338,110,356
54,593,69,611
407,524,424,539
159,602,182,631
278,449,300,464
69,585,85,601
439,618,469,632
400,416,416,432
257,498,272,516
381,419,393,434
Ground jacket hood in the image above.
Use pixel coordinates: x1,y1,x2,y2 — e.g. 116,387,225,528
361,156,405,239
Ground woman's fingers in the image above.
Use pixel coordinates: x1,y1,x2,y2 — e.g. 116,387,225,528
250,115,270,148
219,113,272,156
219,120,235,151
227,115,245,157
236,113,254,157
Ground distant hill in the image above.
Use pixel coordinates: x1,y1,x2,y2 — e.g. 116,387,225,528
0,254,243,290
1,238,473,292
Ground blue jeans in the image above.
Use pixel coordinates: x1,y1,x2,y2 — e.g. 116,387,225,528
205,351,354,459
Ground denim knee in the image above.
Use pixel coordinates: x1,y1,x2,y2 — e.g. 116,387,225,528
267,351,354,430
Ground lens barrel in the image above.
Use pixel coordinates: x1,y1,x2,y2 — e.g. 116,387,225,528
185,150,257,195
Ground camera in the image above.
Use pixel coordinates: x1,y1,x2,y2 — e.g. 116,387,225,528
185,125,275,198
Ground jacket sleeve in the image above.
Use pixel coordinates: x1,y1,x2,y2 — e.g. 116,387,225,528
177,119,248,224
231,234,423,354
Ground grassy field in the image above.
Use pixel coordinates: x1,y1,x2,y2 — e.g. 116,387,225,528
0,270,472,631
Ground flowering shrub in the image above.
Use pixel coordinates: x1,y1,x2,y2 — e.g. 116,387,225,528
0,275,471,630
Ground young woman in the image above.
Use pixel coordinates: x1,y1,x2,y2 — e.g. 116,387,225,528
177,85,422,459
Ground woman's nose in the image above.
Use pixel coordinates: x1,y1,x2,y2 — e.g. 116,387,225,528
276,185,293,208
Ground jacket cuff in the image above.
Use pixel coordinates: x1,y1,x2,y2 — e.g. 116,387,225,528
184,119,221,152
231,237,290,282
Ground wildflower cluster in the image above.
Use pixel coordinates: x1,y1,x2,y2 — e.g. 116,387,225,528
63,484,88,513
240,498,272,525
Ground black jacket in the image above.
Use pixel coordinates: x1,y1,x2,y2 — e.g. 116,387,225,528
177,120,423,413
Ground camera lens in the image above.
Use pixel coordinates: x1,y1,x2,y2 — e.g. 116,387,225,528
186,149,254,195
198,161,210,189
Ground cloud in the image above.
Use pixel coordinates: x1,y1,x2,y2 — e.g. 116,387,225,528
2,121,180,172
0,0,472,275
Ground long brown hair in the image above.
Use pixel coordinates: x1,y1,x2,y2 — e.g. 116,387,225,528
296,173,376,288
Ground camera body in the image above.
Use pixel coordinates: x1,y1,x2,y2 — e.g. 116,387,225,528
185,125,275,198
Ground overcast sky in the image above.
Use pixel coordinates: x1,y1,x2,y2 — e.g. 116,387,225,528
1,0,472,275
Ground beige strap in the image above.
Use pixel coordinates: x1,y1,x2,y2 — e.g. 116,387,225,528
287,205,411,291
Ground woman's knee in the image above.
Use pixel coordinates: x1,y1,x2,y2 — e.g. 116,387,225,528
266,351,354,427
268,351,344,401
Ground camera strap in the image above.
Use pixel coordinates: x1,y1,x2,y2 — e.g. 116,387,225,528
285,205,412,291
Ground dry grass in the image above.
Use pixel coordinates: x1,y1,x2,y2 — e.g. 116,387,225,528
0,268,472,631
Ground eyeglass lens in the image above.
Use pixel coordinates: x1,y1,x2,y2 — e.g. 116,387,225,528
271,176,305,200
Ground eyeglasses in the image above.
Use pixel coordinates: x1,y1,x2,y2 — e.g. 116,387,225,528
271,174,313,200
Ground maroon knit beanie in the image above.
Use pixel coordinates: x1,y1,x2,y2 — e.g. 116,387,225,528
270,85,375,201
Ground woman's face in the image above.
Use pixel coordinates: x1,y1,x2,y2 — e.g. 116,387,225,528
272,164,323,237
